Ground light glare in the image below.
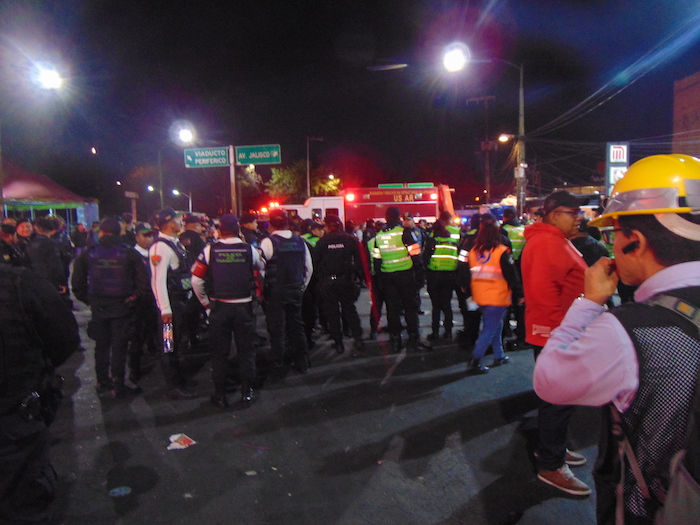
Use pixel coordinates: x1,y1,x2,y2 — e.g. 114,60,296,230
443,43,470,73
38,67,63,89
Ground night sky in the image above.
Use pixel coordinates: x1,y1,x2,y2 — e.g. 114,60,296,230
1,0,700,216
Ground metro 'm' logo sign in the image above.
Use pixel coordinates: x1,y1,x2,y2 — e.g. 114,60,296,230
609,144,628,163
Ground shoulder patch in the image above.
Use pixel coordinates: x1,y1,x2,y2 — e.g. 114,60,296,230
150,254,162,267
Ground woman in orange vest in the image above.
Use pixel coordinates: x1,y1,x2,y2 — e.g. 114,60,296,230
459,214,524,374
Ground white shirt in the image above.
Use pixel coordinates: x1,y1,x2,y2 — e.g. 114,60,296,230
148,232,183,316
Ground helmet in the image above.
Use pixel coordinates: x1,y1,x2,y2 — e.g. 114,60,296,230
590,154,700,228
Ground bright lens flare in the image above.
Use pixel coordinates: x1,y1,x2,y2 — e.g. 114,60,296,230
442,43,470,73
37,67,63,89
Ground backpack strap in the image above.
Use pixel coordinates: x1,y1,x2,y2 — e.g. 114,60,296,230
611,291,700,523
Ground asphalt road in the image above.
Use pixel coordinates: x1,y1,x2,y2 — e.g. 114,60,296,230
48,289,600,525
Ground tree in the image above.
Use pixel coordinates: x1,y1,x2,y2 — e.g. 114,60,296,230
310,164,341,196
266,160,306,203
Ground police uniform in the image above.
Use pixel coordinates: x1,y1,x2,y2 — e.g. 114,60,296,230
424,224,460,340
0,265,79,524
192,226,265,407
72,226,149,396
375,209,430,352
261,227,313,375
313,221,363,352
149,231,193,394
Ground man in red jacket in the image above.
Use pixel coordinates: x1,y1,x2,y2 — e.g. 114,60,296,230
521,190,591,496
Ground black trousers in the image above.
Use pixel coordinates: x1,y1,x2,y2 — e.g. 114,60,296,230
318,277,362,343
427,270,455,334
0,413,55,524
208,301,256,392
90,304,133,385
381,270,420,339
265,284,308,366
532,345,575,471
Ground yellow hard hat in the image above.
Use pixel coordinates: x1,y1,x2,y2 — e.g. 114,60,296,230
590,154,700,228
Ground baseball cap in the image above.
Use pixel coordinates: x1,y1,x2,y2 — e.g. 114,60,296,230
153,207,184,228
218,214,239,232
269,209,288,228
99,218,122,235
323,215,342,226
135,222,155,235
183,214,202,224
541,191,587,216
240,212,258,224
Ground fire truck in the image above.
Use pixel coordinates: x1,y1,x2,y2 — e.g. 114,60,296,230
281,183,455,225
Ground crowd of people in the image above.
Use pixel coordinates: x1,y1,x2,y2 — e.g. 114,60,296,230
1,153,700,524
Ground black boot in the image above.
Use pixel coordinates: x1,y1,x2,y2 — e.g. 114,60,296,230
466,359,489,375
389,335,403,353
333,340,345,354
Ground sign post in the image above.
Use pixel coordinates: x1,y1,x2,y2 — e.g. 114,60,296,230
606,142,630,196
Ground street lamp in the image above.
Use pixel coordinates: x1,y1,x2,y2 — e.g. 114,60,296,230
154,121,195,209
306,136,323,199
442,44,527,215
0,65,64,215
172,189,192,213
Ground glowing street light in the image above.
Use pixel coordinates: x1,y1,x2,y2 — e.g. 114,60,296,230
443,43,527,215
172,189,192,213
1,63,64,213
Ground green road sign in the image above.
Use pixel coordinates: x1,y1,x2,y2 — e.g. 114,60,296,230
235,144,281,165
184,147,230,168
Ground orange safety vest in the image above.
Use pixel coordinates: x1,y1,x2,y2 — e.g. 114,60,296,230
468,244,511,306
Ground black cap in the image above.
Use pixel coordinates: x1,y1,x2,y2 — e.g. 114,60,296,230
183,214,202,224
135,222,155,235
324,215,342,226
240,212,258,224
99,219,122,235
218,214,239,232
541,191,587,216
269,209,288,228
1,224,16,235
403,212,414,219
385,206,401,221
153,207,184,228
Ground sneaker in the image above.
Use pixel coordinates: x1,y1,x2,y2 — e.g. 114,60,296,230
537,464,591,496
565,449,587,467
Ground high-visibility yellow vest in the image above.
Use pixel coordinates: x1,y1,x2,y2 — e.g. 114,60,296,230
376,225,416,273
468,244,511,306
301,232,319,247
502,224,525,260
427,225,460,271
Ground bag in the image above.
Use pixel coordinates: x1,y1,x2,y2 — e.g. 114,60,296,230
612,292,700,525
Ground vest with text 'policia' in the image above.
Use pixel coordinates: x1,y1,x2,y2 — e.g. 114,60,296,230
86,244,132,298
208,242,255,300
427,224,460,271
376,225,415,273
468,244,511,306
266,234,306,287
154,238,192,298
611,286,700,521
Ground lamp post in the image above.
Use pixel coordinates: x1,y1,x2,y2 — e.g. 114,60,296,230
306,136,323,199
443,44,526,215
172,189,192,213
0,65,63,215
154,121,195,210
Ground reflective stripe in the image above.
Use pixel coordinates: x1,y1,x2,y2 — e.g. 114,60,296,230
407,243,421,256
377,225,413,272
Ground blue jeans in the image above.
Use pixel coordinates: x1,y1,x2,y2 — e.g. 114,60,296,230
471,305,507,362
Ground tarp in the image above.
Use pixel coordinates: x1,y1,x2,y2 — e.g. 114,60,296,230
1,159,95,210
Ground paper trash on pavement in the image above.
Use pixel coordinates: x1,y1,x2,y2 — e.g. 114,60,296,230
168,433,197,450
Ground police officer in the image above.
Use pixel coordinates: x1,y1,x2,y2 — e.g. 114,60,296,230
314,214,363,354
500,206,527,346
261,209,313,379
424,212,461,341
0,264,79,524
375,206,431,352
301,220,324,349
129,222,161,382
192,214,265,408
72,219,149,398
149,207,194,399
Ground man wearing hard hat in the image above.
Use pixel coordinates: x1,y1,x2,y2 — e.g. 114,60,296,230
533,154,700,524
